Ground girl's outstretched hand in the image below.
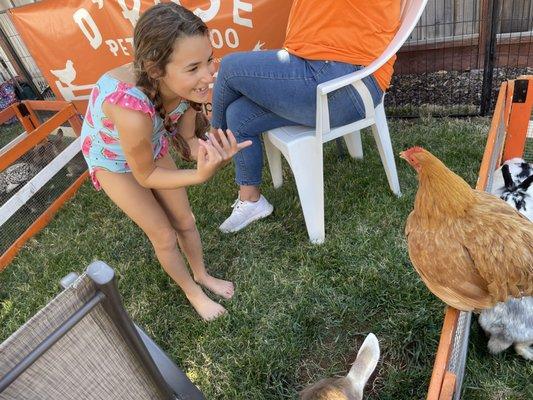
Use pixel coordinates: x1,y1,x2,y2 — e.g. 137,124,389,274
196,139,223,182
209,129,252,165
195,129,252,182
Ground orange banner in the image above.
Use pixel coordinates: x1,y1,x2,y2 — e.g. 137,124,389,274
10,0,292,114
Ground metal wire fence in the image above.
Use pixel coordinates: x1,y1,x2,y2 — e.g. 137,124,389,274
0,1,532,117
388,0,533,117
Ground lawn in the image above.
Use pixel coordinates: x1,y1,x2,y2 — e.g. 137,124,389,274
1,117,531,399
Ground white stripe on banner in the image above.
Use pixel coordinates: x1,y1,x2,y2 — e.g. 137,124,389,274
0,136,81,226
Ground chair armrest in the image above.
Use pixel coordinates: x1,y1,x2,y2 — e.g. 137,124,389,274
317,61,381,96
316,67,378,124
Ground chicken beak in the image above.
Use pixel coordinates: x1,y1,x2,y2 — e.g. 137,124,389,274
399,151,408,161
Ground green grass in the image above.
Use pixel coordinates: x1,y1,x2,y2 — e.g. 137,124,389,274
0,121,24,149
1,117,531,399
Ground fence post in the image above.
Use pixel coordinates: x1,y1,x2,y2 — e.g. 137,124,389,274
480,0,500,116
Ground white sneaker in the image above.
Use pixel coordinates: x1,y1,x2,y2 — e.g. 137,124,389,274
219,195,274,233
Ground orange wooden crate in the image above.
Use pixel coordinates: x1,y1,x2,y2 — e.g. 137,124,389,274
426,76,533,400
0,101,87,270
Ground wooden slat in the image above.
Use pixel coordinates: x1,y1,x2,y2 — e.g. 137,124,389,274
503,77,533,160
454,0,478,36
427,307,460,400
438,372,457,400
0,137,81,226
500,0,530,33
0,104,17,125
24,100,70,111
0,104,76,172
68,114,83,137
0,171,88,271
476,80,508,190
396,38,533,75
12,102,36,133
23,101,42,127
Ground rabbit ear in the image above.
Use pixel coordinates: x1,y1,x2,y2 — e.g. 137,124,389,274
56,128,64,139
501,164,515,190
346,333,380,398
518,173,533,190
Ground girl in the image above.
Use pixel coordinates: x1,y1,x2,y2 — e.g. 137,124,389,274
81,3,250,321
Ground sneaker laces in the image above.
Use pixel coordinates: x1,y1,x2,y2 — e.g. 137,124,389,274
229,198,254,219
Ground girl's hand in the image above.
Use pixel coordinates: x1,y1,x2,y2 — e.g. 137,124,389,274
196,139,223,182
209,129,252,165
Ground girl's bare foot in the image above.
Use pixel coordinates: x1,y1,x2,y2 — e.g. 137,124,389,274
195,274,235,299
186,285,226,321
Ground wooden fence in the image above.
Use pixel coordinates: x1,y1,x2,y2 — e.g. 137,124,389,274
397,0,533,74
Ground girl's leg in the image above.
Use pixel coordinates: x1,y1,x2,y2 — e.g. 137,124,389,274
152,153,234,299
95,169,226,321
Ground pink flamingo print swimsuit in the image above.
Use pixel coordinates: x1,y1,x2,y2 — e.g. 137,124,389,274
80,73,189,190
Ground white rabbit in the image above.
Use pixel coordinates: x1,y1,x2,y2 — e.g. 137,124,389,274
478,297,533,360
499,164,533,220
491,157,532,197
484,160,533,360
299,333,380,400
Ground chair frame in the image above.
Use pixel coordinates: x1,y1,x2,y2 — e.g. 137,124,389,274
0,260,205,400
263,0,428,243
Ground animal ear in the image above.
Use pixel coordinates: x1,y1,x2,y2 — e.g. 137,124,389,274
346,333,380,399
501,164,515,190
34,144,46,157
518,173,533,190
56,128,64,139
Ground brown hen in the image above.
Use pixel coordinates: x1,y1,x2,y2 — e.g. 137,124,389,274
401,146,533,312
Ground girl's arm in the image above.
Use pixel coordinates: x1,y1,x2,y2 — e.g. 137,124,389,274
103,102,216,189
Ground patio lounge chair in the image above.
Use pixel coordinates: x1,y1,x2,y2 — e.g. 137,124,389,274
0,260,205,400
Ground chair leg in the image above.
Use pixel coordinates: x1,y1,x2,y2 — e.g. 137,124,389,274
286,141,325,244
371,103,401,197
263,132,283,188
344,130,363,159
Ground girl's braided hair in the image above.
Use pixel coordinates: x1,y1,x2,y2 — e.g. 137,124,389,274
133,3,210,161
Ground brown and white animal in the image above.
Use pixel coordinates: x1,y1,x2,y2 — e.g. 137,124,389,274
478,160,533,360
300,334,380,400
401,146,533,312
0,130,65,196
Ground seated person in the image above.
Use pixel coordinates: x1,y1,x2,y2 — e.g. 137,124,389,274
210,0,401,233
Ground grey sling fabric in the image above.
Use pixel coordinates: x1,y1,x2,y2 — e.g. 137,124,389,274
0,273,166,400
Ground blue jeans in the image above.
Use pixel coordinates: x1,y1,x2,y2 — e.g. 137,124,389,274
211,50,383,186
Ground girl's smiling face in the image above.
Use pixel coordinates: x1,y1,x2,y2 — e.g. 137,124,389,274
158,34,215,104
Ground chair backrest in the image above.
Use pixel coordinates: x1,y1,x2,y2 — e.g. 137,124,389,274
357,0,428,80
0,261,185,400
314,0,428,142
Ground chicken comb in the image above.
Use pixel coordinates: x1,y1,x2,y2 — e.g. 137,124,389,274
403,146,425,157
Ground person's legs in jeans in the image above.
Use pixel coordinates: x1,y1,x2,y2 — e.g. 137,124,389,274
210,50,382,231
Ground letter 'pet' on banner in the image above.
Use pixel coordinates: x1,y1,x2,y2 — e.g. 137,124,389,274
10,0,292,114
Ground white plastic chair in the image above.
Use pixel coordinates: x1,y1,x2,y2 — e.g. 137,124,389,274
263,0,428,244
